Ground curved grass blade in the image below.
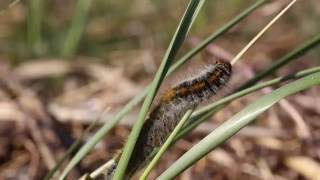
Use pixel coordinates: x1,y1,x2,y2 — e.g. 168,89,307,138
112,1,206,179
158,71,320,179
61,0,92,58
60,1,267,177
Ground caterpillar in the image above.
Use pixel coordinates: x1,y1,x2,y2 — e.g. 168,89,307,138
105,60,232,179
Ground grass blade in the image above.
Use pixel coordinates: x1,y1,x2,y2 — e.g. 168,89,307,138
112,1,206,179
158,71,320,179
61,0,92,58
27,0,43,55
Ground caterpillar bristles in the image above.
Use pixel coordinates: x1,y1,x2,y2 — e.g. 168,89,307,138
105,60,232,179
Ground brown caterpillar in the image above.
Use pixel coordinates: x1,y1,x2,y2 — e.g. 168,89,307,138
105,60,232,179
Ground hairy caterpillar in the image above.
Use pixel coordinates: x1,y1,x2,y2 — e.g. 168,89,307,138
105,60,232,179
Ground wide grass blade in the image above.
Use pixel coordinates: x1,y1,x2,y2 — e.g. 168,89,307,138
158,71,320,179
61,0,92,58
59,1,266,177
112,1,206,179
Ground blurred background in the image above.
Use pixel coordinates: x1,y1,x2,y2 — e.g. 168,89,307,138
0,0,320,179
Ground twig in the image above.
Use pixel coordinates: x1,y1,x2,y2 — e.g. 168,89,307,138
231,0,298,65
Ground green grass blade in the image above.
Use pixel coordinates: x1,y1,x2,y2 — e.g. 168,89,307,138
187,0,206,33
60,1,266,177
61,0,92,58
27,0,43,56
176,66,320,140
237,33,320,90
112,1,206,179
158,71,320,180
139,109,194,180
